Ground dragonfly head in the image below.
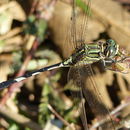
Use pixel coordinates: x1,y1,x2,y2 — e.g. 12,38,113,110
104,39,119,58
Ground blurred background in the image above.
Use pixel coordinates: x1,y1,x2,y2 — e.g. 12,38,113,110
0,0,130,130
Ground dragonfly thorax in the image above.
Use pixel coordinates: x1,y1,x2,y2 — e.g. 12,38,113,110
63,39,119,67
63,43,103,66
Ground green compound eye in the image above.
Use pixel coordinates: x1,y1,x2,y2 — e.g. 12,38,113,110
107,39,116,46
104,39,118,58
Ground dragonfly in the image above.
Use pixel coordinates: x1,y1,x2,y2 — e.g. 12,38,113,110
0,0,128,129
0,39,122,89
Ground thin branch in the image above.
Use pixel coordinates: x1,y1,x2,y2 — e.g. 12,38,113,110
47,104,70,126
90,97,130,129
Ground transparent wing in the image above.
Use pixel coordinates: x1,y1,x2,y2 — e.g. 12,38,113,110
68,65,116,129
68,66,88,130
69,1,115,129
77,0,91,44
57,0,91,57
71,0,91,49
83,65,116,129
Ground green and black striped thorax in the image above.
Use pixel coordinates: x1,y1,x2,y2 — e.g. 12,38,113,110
63,39,119,66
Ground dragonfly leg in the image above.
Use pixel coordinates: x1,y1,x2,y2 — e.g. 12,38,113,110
102,59,113,66
102,59,116,70
102,60,106,67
